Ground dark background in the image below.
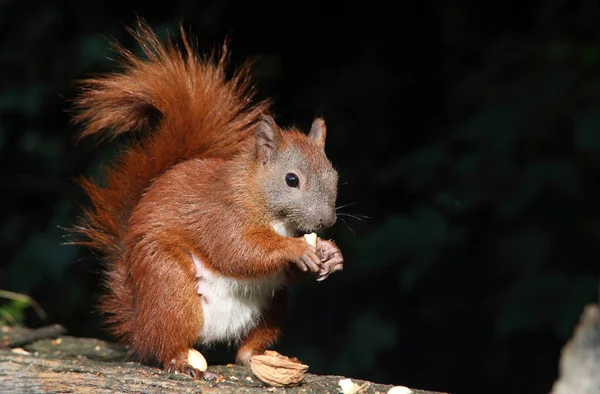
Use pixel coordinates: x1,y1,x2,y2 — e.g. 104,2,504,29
2,1,600,393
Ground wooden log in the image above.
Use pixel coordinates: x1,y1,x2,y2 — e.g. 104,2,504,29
0,325,446,394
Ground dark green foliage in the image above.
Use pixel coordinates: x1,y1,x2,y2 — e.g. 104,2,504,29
1,1,600,393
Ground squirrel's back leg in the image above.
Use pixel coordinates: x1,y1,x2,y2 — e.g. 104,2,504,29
235,288,291,365
106,243,211,379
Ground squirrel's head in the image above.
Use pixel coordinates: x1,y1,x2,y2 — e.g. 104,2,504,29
254,116,338,235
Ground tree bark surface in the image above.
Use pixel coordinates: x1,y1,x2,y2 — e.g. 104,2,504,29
0,325,446,394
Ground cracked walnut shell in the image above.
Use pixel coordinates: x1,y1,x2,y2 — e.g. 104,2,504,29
249,350,309,387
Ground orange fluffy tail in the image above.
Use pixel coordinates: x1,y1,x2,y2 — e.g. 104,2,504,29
71,21,268,340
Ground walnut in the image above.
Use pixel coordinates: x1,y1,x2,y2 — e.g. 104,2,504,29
249,350,309,387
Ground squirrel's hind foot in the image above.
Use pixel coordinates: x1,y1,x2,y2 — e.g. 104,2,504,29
165,349,218,381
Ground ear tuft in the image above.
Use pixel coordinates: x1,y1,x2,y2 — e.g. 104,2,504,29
255,115,280,164
308,118,326,148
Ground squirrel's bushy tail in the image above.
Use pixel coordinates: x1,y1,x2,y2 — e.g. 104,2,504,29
71,21,268,341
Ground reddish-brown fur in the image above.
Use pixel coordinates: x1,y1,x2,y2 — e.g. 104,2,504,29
236,289,288,365
71,22,337,374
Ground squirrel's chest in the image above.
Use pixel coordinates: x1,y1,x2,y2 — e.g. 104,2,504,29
192,254,286,344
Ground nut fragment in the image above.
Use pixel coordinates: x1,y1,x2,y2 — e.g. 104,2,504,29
10,348,30,356
339,378,370,394
250,350,308,387
303,232,317,248
187,348,207,372
387,386,413,394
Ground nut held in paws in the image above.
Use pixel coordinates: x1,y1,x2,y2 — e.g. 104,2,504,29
249,350,308,387
303,232,317,248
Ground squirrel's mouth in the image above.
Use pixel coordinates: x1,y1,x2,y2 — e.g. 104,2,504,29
291,227,310,238
291,221,324,237
271,219,319,238
293,225,325,239
294,229,311,238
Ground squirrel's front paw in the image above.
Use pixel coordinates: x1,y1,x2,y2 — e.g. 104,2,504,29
316,238,343,281
292,240,322,274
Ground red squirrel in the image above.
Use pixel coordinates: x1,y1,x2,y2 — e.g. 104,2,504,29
71,22,343,379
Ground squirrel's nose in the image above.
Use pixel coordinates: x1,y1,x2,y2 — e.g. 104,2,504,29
319,209,337,228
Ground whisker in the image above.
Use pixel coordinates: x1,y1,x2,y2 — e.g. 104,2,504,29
337,213,372,222
338,217,356,236
346,213,372,219
336,202,359,210
338,213,362,222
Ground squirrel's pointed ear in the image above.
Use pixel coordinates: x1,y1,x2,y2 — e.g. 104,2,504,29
255,115,280,164
308,118,326,148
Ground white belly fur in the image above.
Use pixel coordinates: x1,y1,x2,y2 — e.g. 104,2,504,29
193,254,286,345
194,220,293,345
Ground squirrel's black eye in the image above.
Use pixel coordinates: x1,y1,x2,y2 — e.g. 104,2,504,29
285,173,299,188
